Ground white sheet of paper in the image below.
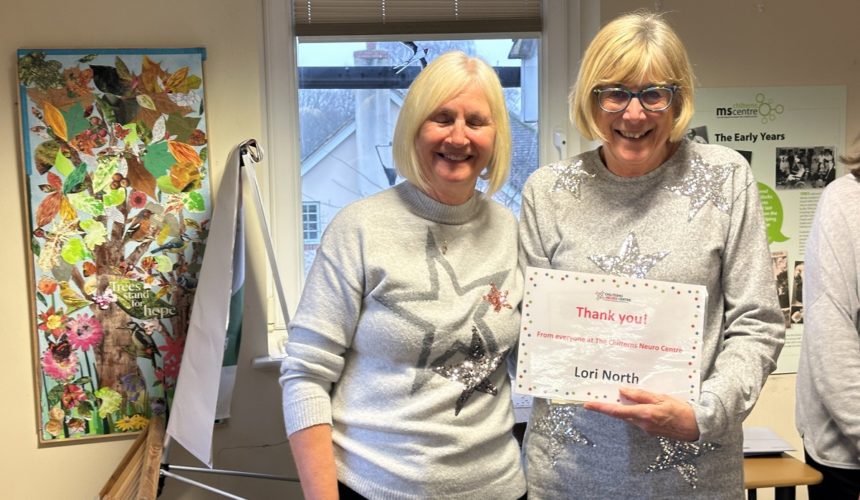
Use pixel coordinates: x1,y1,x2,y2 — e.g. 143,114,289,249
743,427,795,456
516,268,707,403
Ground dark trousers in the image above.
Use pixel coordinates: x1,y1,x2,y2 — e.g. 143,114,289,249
338,482,367,500
805,450,860,500
338,482,527,499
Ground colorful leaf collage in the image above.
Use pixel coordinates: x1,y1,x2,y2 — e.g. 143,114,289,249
17,49,211,443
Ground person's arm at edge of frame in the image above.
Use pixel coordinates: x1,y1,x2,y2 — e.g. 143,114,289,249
280,209,365,499
289,424,339,500
802,181,860,455
280,324,346,499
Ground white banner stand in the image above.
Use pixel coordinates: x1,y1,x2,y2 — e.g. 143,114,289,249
158,139,295,499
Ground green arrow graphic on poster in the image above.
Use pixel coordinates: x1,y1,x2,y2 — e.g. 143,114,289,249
757,182,788,244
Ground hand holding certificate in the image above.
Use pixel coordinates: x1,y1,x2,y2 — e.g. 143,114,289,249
516,268,707,404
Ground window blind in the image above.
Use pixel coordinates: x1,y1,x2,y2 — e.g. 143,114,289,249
293,0,542,36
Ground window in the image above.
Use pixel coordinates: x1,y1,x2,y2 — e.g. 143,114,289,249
302,201,321,244
261,0,596,357
297,38,540,275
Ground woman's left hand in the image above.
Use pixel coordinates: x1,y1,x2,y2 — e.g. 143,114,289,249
583,387,700,441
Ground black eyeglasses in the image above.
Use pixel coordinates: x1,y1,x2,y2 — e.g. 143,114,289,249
592,85,678,113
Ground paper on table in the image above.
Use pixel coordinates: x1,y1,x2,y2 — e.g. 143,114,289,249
743,427,795,456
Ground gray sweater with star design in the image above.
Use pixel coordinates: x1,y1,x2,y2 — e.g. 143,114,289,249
280,181,526,499
518,140,784,499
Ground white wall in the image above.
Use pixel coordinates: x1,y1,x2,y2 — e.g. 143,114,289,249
0,0,300,498
2,1,857,499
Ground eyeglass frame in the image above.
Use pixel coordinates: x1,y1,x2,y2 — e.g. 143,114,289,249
592,85,679,113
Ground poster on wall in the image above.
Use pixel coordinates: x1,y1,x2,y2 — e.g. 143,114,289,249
690,86,846,373
17,48,211,444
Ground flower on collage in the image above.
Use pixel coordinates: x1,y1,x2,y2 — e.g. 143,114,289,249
37,306,68,339
41,339,79,381
66,313,104,351
140,256,158,272
91,288,117,310
37,276,58,295
129,190,148,209
67,418,87,434
131,414,149,429
44,407,66,437
94,386,122,419
158,333,185,385
61,383,87,410
121,373,147,399
115,414,149,432
120,372,149,415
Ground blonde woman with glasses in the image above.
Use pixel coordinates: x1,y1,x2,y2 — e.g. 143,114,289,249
519,12,784,498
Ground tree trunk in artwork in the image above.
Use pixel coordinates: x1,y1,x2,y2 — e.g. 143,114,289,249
92,217,140,396
93,299,138,392
170,287,190,343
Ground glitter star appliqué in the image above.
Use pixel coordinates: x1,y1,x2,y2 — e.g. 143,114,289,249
589,232,669,279
482,283,512,313
550,159,595,197
532,403,594,466
374,229,510,393
431,327,507,415
665,153,737,221
646,436,719,488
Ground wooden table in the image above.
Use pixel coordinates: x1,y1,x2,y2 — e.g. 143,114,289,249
744,453,823,500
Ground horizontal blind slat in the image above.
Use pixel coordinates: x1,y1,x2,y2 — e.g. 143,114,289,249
294,0,541,36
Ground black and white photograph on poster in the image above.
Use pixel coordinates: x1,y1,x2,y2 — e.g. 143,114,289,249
790,305,804,325
686,125,709,144
736,150,753,164
791,261,804,306
790,261,804,325
771,250,791,328
810,147,837,187
775,146,837,189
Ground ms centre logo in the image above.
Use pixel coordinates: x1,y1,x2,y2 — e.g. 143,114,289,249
715,93,784,124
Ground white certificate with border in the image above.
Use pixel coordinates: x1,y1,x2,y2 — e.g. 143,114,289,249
516,267,707,403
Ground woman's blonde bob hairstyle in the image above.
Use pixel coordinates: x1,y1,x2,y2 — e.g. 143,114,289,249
392,51,511,197
571,11,695,143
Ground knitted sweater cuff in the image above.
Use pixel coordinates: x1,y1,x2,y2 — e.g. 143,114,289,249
283,392,333,436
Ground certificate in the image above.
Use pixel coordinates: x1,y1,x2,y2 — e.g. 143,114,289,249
516,268,707,403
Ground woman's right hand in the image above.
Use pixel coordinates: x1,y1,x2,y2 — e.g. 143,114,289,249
289,424,339,500
583,387,700,441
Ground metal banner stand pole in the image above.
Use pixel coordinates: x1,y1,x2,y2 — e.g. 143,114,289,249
157,139,297,499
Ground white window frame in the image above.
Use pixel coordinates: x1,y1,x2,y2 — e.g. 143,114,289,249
302,201,322,244
260,0,601,350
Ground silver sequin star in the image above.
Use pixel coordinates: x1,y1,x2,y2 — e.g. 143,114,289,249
589,232,669,279
551,159,595,197
432,327,507,415
665,153,737,221
375,229,510,393
532,403,594,466
646,436,719,488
